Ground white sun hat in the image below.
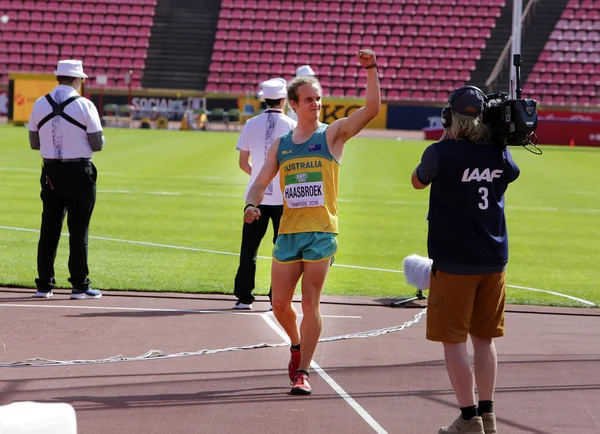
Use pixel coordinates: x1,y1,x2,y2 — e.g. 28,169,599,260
296,65,315,77
260,77,287,99
53,59,88,78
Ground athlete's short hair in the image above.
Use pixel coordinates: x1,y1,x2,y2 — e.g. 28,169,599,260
287,76,322,104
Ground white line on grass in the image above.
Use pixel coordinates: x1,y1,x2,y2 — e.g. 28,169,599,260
98,190,240,198
0,168,126,176
504,284,596,306
98,190,181,196
0,225,595,306
90,191,600,214
260,313,388,434
0,303,361,319
385,201,600,214
559,190,600,196
0,167,39,173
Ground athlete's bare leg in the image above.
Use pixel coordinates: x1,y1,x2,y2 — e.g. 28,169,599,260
297,259,331,371
271,260,303,345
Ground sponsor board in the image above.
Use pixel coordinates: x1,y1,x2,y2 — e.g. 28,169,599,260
386,105,444,130
0,90,8,115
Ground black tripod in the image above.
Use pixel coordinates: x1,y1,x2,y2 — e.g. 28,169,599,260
390,289,427,307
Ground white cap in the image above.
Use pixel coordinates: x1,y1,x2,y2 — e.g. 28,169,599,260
296,65,315,77
260,77,287,100
53,59,88,78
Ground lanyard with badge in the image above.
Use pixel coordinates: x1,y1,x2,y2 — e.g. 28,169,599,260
264,110,279,196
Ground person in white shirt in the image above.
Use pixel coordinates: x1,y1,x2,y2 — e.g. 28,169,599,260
286,65,316,121
28,59,105,300
234,78,297,310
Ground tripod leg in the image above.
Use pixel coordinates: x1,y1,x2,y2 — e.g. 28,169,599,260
390,296,418,307
390,289,427,307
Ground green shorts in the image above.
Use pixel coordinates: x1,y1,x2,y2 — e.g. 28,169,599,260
273,232,338,263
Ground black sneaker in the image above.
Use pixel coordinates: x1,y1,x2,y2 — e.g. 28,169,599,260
70,288,102,300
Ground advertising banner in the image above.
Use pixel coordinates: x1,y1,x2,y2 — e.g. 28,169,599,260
538,109,600,122
424,118,600,147
9,73,56,123
238,97,388,129
89,94,234,120
386,105,443,131
320,100,388,129
0,90,7,115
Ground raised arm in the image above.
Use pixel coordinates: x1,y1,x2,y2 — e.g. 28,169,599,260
243,137,281,223
327,49,381,156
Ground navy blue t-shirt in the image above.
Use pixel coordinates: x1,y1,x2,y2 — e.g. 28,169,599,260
416,139,520,274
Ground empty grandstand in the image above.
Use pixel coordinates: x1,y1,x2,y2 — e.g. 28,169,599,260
0,0,598,109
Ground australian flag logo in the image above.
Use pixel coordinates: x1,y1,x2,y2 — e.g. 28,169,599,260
308,144,322,152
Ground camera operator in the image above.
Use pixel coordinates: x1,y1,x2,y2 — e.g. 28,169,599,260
411,86,520,434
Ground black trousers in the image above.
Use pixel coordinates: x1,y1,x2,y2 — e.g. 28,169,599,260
36,160,97,292
234,204,283,304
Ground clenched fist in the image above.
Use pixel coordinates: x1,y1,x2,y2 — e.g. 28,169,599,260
244,206,261,224
356,49,377,68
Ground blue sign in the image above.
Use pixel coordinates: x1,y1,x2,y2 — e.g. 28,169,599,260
386,105,444,131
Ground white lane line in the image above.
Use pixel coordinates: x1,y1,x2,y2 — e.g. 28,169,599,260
97,190,240,198
559,190,600,196
0,168,125,176
260,313,388,434
385,201,600,214
0,225,595,306
505,284,596,307
509,205,559,211
333,263,404,274
147,191,181,196
0,303,361,319
98,190,181,196
0,167,39,173
385,201,426,206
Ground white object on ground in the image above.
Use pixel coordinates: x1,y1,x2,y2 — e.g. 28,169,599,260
0,402,77,434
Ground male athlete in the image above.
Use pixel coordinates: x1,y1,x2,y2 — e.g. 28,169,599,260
243,49,380,394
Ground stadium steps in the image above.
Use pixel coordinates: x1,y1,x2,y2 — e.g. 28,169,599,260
516,0,572,90
470,1,516,91
471,0,571,94
142,0,221,90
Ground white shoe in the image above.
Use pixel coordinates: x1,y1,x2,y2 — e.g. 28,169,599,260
233,301,252,310
70,288,102,299
34,291,53,298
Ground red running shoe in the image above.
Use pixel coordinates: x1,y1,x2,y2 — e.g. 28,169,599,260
290,371,312,395
288,347,301,381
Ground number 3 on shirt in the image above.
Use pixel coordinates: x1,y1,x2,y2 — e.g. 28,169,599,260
478,187,489,210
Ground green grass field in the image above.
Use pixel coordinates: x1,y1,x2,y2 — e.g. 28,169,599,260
0,125,598,307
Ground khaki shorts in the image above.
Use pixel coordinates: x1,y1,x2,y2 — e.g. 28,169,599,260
426,268,506,343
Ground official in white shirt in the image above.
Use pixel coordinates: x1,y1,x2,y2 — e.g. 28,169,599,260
28,59,104,300
286,65,316,121
234,78,297,309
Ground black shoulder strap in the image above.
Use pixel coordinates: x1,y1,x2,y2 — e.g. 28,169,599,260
37,94,87,131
